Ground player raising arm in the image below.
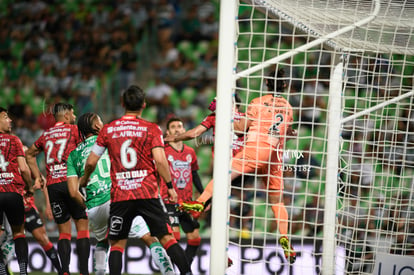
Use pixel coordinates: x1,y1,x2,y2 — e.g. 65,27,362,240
160,117,204,265
67,112,174,275
182,69,297,264
79,85,192,275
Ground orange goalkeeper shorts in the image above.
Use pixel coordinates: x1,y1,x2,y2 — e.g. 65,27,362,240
231,142,284,190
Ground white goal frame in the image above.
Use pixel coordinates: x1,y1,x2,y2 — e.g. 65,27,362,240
211,0,413,274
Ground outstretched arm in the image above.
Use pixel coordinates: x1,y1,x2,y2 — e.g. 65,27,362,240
165,124,208,142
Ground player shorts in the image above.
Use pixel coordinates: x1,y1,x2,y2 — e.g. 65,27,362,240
47,181,88,224
165,204,200,234
232,143,284,190
25,207,43,233
0,192,25,227
88,201,150,242
108,199,172,241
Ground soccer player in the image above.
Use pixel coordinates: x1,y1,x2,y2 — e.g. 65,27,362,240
79,85,192,275
165,95,245,157
160,117,204,265
25,103,90,275
23,185,64,274
182,69,297,264
0,107,31,275
67,112,174,275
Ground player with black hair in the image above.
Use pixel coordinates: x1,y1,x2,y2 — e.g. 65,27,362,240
181,68,297,264
0,107,32,275
79,85,192,275
160,117,204,265
26,103,90,275
67,112,174,275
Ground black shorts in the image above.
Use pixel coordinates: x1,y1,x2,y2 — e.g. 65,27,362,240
165,204,200,234
108,199,172,240
25,207,43,233
47,182,88,224
0,192,25,227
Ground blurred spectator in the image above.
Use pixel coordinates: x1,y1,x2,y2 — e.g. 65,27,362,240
146,75,173,106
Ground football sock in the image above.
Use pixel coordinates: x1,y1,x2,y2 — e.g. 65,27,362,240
150,242,175,275
76,230,90,275
108,247,124,275
43,242,63,274
185,237,201,265
271,203,289,236
94,241,109,275
14,235,28,275
58,233,72,273
164,239,191,274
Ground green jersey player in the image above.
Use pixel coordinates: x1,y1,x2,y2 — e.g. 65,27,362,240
67,113,174,275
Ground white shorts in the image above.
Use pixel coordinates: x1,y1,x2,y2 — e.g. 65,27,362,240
87,201,150,241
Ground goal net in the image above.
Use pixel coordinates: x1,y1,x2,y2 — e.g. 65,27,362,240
212,0,414,274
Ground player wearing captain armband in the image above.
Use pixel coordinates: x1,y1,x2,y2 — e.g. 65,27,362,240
79,86,193,275
67,112,175,275
181,69,297,264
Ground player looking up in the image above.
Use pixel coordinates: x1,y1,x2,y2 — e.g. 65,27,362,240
160,117,204,265
181,69,297,264
26,103,90,275
67,112,174,275
0,107,32,275
79,85,192,275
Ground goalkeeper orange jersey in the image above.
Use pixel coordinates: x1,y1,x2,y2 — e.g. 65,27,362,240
245,94,293,148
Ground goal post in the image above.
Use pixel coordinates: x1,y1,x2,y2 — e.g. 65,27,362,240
212,0,414,274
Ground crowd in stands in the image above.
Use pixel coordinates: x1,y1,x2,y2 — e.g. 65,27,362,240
1,2,413,259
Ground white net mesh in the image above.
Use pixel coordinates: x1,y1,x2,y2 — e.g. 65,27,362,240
225,0,414,274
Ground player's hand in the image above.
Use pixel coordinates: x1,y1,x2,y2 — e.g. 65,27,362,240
79,176,87,187
33,176,45,190
167,188,178,203
164,135,175,142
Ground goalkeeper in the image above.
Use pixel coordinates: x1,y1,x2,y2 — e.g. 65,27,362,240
181,68,297,264
67,112,174,275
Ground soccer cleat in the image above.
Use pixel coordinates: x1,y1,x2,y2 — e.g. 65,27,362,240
279,236,296,264
176,201,205,218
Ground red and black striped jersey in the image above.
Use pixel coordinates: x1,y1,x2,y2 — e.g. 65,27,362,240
95,115,164,202
34,122,80,186
160,144,199,204
0,133,26,195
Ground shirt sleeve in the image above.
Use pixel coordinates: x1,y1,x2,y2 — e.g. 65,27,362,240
12,136,25,157
66,151,79,177
150,125,164,148
200,113,215,129
33,133,45,150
